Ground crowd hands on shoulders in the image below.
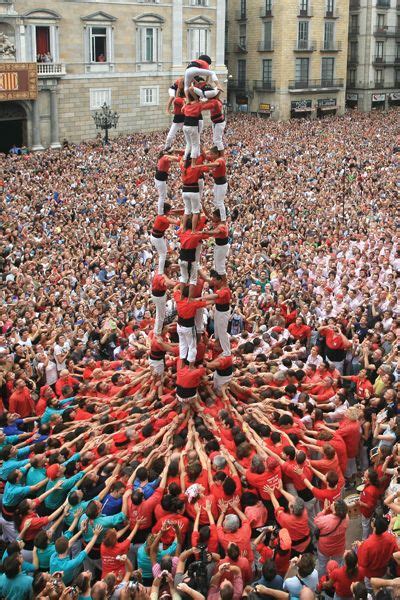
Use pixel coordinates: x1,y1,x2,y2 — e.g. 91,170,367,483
0,54,399,600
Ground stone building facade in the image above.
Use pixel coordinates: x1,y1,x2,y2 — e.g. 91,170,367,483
346,0,400,111
0,0,226,151
225,0,349,120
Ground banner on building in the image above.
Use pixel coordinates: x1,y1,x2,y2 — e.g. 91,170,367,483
389,92,400,100
259,103,271,112
317,98,336,107
372,93,385,102
0,63,37,101
346,93,358,101
291,99,312,111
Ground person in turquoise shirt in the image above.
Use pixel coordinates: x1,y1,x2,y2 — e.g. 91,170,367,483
33,508,83,572
25,455,47,495
44,462,88,510
3,468,48,509
137,534,178,585
2,541,35,576
49,524,102,585
0,431,31,454
0,454,30,482
64,474,116,528
0,553,33,600
40,396,76,425
79,500,126,544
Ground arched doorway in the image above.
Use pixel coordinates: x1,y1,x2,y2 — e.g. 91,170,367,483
0,102,27,154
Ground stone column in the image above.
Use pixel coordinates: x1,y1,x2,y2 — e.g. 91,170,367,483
216,0,226,68
49,88,61,148
31,98,44,151
172,0,183,68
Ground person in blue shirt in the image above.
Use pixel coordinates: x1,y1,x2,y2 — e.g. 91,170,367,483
101,481,125,516
0,431,31,453
0,553,33,600
49,523,102,585
133,466,160,500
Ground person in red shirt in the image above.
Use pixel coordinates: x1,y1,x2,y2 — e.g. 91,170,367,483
288,316,311,343
174,286,213,365
203,210,230,276
206,272,232,357
268,486,312,555
183,55,219,96
148,330,178,378
9,379,35,418
217,498,253,561
357,515,398,579
54,369,79,398
359,468,381,540
165,93,185,151
180,156,209,231
100,521,143,582
151,261,176,335
176,359,206,404
203,147,227,221
36,386,55,417
341,369,374,401
324,550,363,598
336,407,361,488
153,151,180,210
177,219,209,286
318,324,351,374
182,93,220,165
150,203,180,275
205,346,233,394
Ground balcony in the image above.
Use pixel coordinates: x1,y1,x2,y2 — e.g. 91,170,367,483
294,39,316,52
288,78,344,91
260,6,273,17
298,7,313,17
228,79,249,91
320,40,342,52
235,10,247,20
349,0,360,8
374,80,385,88
253,79,276,91
376,0,390,7
348,54,359,64
374,26,400,37
348,26,360,36
373,55,400,65
37,63,66,78
325,8,339,17
225,42,247,54
258,40,274,51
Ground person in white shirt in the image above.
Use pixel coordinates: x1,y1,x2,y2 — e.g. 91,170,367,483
306,346,324,368
53,334,70,372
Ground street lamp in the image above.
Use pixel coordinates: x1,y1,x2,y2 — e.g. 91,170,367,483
92,103,119,145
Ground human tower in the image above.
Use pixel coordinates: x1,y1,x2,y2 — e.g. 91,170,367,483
148,54,233,407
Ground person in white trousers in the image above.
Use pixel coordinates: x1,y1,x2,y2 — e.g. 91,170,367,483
151,261,176,335
203,209,230,276
150,203,180,275
164,94,185,152
202,147,228,222
154,151,181,215
183,55,219,94
207,272,232,356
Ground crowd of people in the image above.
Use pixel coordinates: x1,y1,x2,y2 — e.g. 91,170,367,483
0,53,399,600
